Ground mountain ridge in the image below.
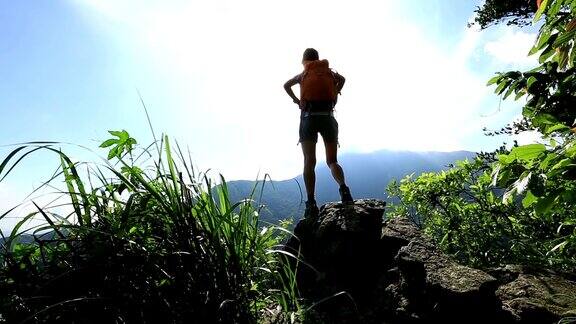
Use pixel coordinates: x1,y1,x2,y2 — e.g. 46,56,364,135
226,150,476,223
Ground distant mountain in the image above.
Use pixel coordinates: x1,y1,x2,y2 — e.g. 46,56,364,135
0,232,55,245
226,150,476,223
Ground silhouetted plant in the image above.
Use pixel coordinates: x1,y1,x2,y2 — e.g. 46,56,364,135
0,130,301,323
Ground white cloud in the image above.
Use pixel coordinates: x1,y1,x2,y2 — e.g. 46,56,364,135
69,1,531,180
484,29,538,67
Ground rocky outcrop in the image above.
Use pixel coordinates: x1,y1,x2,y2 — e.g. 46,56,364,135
495,268,576,323
284,199,386,310
283,199,576,323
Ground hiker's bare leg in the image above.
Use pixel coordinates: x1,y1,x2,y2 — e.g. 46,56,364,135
301,140,317,201
324,140,345,186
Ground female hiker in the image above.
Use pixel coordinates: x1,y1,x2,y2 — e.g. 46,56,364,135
283,48,353,218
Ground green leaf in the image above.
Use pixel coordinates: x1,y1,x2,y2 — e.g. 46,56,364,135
526,76,538,89
544,123,570,135
503,85,516,100
553,30,576,47
503,188,515,204
119,130,129,142
486,74,502,86
509,144,546,162
99,139,117,148
503,71,522,78
540,152,557,169
534,0,549,22
548,0,565,16
497,153,513,165
550,241,568,253
551,158,572,171
499,168,512,185
109,130,123,138
522,104,536,118
557,46,569,69
549,138,557,148
531,28,552,55
116,144,125,158
566,144,576,159
533,113,558,126
108,146,118,160
439,232,449,246
495,79,510,95
514,89,527,101
522,190,538,208
539,44,556,63
534,194,556,215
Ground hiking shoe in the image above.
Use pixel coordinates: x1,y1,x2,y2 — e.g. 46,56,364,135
304,200,319,219
339,185,354,204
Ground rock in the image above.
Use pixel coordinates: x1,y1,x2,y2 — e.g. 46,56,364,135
316,198,387,238
381,217,424,245
380,217,426,264
284,199,386,300
397,240,498,294
394,240,504,322
496,272,576,323
283,200,576,323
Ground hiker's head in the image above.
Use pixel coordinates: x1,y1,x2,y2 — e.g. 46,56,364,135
302,48,319,64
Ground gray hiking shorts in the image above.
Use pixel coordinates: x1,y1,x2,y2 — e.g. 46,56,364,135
299,114,339,143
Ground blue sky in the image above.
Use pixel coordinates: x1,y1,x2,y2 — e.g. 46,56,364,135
1,0,541,229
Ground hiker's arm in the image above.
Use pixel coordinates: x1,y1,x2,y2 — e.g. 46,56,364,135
283,77,300,105
334,73,345,94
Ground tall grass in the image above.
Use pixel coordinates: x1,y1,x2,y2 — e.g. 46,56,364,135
0,131,301,323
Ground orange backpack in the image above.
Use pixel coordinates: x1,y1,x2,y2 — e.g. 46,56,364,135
300,60,338,103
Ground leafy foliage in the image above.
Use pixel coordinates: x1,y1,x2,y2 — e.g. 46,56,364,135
471,0,537,29
99,129,137,160
388,157,575,270
0,131,301,323
389,0,576,273
488,0,576,267
487,4,576,134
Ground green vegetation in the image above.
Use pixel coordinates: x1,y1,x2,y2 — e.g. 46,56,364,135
471,0,537,29
388,157,575,270
389,0,576,272
0,130,301,323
